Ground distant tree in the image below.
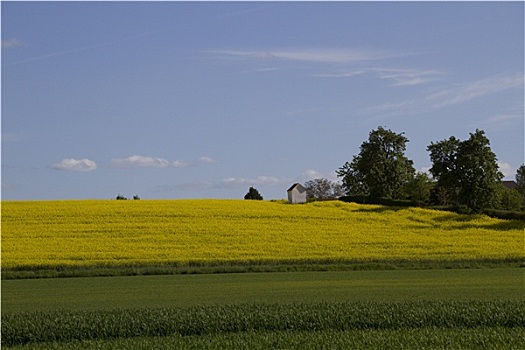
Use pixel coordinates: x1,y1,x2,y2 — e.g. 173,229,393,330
244,186,263,200
337,126,415,199
116,194,127,200
406,172,435,205
133,195,140,200
427,129,502,211
304,178,345,201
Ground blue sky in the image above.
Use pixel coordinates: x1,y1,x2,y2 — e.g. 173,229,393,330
2,1,524,200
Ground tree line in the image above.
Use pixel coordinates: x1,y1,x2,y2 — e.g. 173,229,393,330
243,126,524,213
336,126,524,212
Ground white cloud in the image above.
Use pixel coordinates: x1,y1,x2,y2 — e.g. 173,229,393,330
111,155,187,168
498,161,516,179
300,169,340,182
198,156,218,164
1,38,25,48
172,160,190,168
53,158,97,172
222,175,290,187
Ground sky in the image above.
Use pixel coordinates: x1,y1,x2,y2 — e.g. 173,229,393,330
1,1,524,200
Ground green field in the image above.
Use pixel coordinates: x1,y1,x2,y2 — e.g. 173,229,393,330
2,269,524,348
2,200,524,348
2,269,523,313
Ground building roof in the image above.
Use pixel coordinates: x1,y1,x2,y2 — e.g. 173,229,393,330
502,180,518,190
287,183,306,192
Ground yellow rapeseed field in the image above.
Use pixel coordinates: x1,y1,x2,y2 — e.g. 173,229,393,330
2,200,524,269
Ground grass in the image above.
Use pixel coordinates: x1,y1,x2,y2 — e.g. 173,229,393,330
2,269,523,313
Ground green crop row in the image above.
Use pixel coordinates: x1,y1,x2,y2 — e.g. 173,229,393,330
3,301,524,347
6,328,525,350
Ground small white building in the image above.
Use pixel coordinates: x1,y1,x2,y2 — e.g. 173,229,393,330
287,183,307,204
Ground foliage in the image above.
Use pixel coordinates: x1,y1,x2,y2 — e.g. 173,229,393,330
3,301,524,347
303,178,344,201
406,172,435,205
516,164,525,204
427,136,460,205
2,200,524,272
428,130,503,211
337,126,415,199
244,186,263,200
495,184,523,211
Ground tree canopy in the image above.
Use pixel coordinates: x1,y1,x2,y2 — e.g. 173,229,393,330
337,126,415,200
304,178,345,201
427,129,502,211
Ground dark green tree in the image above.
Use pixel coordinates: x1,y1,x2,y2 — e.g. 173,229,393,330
337,126,415,199
427,136,461,205
244,186,263,200
427,129,503,211
516,164,525,204
336,160,369,197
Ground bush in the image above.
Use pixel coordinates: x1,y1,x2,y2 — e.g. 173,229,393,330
339,196,417,208
482,209,525,221
244,187,263,200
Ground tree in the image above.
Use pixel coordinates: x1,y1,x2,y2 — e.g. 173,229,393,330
427,129,503,211
337,126,415,199
427,136,460,205
516,164,525,205
406,172,435,205
495,184,523,211
304,178,345,201
336,160,369,197
244,186,263,200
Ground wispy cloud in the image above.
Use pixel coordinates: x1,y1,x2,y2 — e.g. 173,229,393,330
4,31,156,67
111,155,188,168
53,158,97,172
210,48,411,64
375,68,443,87
314,67,443,87
1,38,25,48
425,73,524,109
360,73,524,118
